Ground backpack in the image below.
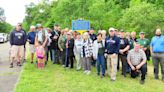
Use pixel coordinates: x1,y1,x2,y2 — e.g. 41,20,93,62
36,46,44,58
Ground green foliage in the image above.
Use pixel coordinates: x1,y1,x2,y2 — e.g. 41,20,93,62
0,22,13,33
23,0,164,38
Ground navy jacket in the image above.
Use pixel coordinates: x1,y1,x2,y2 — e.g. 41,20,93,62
10,29,26,46
105,35,120,54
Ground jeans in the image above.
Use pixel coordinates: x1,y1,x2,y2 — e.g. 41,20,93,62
131,64,147,80
97,54,105,75
46,46,53,61
65,56,74,68
52,48,60,64
62,49,66,65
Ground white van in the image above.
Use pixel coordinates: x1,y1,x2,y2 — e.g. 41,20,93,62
0,33,8,43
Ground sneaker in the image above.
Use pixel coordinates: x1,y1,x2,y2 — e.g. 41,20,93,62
84,70,88,74
76,69,80,71
110,79,116,81
140,80,145,85
97,73,100,76
87,71,91,75
101,74,105,78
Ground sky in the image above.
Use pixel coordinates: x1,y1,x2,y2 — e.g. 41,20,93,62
0,0,40,26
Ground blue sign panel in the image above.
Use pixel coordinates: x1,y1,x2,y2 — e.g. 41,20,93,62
72,20,90,30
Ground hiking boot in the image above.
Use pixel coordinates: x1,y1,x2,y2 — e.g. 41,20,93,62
10,63,13,68
140,80,145,85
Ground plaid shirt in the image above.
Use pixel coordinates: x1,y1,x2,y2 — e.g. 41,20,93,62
81,39,93,58
127,49,147,66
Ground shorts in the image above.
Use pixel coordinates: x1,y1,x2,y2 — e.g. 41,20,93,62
10,45,24,59
29,44,36,53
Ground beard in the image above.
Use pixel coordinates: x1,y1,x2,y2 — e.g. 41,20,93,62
156,34,161,36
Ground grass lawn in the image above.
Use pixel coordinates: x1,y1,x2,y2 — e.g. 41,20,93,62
14,58,164,92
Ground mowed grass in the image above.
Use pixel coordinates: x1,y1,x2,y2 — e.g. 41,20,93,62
14,58,164,92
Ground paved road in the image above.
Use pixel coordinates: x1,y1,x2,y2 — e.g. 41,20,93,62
0,42,22,92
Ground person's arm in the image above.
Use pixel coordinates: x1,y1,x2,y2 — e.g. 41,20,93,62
150,38,154,56
58,36,63,51
35,34,38,47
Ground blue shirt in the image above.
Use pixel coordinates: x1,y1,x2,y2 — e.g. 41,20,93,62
27,31,36,44
150,35,164,53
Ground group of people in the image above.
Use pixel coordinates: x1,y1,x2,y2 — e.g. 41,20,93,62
9,23,164,84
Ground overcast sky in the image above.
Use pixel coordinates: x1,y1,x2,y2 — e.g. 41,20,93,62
0,0,40,26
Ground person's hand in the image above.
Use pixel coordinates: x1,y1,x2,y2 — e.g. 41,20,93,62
66,44,68,48
119,50,124,54
131,66,136,71
42,45,45,48
104,53,107,58
136,65,141,70
112,53,116,58
93,56,96,60
53,36,58,39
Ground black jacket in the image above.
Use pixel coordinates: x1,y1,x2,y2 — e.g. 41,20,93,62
50,30,60,49
65,38,74,57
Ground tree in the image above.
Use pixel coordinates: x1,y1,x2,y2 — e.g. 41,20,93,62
118,1,164,38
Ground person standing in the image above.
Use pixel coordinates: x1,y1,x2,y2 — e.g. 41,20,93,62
9,23,27,68
46,28,53,62
105,28,120,81
27,25,36,64
35,24,48,65
81,32,93,75
65,32,74,68
89,28,97,67
127,43,147,84
150,28,164,82
137,32,150,61
58,29,67,66
93,33,106,77
74,32,83,70
50,24,60,64
119,30,130,77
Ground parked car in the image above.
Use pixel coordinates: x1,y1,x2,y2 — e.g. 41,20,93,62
0,33,8,43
